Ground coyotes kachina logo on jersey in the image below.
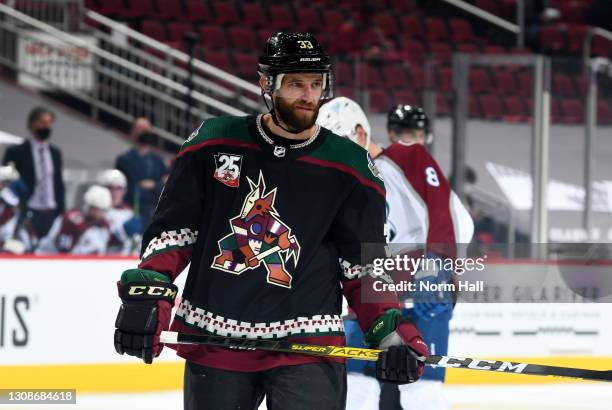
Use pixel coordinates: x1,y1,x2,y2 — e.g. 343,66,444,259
211,172,301,288
214,153,242,187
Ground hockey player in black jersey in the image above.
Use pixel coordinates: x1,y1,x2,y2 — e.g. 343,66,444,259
113,32,429,409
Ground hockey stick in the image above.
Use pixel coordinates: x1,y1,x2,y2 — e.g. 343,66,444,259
160,331,612,382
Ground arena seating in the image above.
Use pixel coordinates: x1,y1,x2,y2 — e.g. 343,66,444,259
83,0,612,123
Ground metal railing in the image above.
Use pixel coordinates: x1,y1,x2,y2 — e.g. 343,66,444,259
441,0,523,46
0,3,264,145
4,0,84,31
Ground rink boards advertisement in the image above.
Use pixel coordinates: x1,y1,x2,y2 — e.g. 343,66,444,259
0,256,611,391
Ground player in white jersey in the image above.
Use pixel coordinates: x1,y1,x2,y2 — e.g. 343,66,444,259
317,97,382,410
376,105,474,410
98,169,142,254
0,163,30,253
36,185,112,254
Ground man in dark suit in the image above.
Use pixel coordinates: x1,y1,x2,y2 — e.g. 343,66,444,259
2,106,65,240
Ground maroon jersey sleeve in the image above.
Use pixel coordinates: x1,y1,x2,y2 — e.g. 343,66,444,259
383,142,457,258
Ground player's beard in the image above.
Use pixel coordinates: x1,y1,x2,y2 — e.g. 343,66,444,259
274,97,319,133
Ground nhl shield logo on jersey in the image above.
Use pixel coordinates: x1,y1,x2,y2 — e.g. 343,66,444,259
214,153,243,187
211,171,301,288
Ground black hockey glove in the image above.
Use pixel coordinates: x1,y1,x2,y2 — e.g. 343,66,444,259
365,309,429,384
114,269,178,364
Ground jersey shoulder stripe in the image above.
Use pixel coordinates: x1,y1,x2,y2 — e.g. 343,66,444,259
179,115,257,156
305,133,385,195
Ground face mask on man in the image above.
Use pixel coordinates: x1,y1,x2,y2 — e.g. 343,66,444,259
34,128,52,141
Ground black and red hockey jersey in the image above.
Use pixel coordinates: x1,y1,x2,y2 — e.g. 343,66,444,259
138,114,398,371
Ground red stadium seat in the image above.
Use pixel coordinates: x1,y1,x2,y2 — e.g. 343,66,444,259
483,45,506,54
469,95,481,117
322,10,345,28
228,27,257,51
494,69,519,96
478,94,503,119
336,86,355,99
269,4,295,31
157,0,184,20
400,40,426,63
84,0,101,12
202,49,233,71
436,67,452,93
392,90,419,107
539,25,566,53
357,63,383,88
436,94,450,116
257,29,275,45
597,100,612,124
503,96,527,121
510,47,533,55
428,42,452,64
456,43,481,53
199,25,228,50
99,0,127,18
407,65,425,90
560,98,583,123
368,89,391,113
516,71,533,97
390,0,413,13
469,67,494,94
558,1,589,23
399,16,424,39
567,24,589,54
475,0,499,15
592,36,612,57
552,73,576,97
425,17,449,42
240,2,267,28
125,0,155,19
167,22,193,42
334,61,353,87
211,1,240,25
141,20,167,41
233,51,259,79
382,65,409,89
449,18,475,43
295,8,322,32
185,0,212,23
374,12,400,38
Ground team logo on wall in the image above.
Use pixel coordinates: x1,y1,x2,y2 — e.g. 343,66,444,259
211,171,301,288
214,153,243,187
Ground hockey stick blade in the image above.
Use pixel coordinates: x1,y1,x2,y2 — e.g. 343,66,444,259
160,331,612,382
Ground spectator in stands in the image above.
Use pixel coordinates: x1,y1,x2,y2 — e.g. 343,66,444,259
2,106,65,239
129,117,153,142
98,169,143,255
115,131,168,228
36,185,112,255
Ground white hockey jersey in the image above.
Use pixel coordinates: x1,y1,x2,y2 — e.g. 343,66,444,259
375,141,473,256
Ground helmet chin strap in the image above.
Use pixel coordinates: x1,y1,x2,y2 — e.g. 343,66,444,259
262,91,310,135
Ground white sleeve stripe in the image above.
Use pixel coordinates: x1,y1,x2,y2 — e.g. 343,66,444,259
449,192,475,248
141,228,199,260
376,156,428,245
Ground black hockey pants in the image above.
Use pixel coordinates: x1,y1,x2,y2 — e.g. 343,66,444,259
184,360,347,410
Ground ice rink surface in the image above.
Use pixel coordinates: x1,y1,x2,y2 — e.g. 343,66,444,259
2,384,611,410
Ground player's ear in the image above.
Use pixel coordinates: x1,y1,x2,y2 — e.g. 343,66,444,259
259,75,268,91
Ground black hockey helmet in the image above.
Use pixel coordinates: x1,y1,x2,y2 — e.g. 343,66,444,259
258,32,333,99
387,104,430,134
